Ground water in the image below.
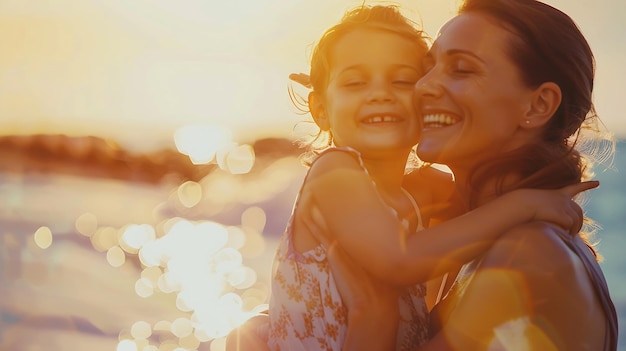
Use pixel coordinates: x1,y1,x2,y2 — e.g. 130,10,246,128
1,141,624,350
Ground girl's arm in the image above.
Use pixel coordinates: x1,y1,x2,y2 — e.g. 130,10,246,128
304,151,596,286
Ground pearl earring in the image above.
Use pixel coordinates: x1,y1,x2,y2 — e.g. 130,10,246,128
524,120,531,125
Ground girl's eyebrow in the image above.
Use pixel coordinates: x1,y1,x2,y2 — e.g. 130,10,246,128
334,63,421,76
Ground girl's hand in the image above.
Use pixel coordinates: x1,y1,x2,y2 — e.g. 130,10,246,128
515,180,598,235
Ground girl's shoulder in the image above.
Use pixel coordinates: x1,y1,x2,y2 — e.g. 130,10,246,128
308,147,367,178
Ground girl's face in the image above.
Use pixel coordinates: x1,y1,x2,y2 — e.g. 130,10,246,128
315,28,423,158
414,13,536,173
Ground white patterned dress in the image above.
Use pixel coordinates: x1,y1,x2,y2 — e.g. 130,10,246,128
268,147,430,351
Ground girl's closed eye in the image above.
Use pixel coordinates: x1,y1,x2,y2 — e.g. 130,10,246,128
344,80,367,87
392,75,418,86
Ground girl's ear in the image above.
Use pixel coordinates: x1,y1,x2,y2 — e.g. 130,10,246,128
309,92,330,131
520,82,562,129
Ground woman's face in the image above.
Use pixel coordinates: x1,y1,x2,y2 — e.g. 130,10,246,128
414,13,535,173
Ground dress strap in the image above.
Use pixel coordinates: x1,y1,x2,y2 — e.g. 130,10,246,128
555,232,619,351
401,187,424,231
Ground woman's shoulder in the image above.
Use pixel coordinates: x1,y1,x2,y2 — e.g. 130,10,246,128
471,224,610,350
480,222,580,274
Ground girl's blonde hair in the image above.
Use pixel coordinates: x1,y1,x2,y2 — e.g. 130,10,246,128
290,5,430,166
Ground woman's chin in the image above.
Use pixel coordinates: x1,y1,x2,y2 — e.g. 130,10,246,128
416,143,445,164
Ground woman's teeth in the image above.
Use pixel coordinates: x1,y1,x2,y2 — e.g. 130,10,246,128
423,114,457,127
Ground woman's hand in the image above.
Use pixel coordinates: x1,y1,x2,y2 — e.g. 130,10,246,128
301,204,400,351
225,313,270,351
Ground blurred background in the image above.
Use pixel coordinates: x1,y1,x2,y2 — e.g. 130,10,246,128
0,0,624,350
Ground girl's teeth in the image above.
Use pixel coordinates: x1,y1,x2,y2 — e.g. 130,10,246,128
369,116,396,123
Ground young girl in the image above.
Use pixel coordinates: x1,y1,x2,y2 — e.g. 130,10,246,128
237,5,593,351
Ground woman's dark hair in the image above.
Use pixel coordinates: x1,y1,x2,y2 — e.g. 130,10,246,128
460,0,614,256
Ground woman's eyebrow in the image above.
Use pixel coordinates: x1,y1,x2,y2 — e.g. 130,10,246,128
445,48,486,64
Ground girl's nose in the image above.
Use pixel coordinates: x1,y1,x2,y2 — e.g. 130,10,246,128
367,81,395,103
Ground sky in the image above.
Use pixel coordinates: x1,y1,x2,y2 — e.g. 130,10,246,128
0,0,624,152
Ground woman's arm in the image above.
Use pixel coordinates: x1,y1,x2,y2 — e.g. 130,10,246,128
323,241,399,351
325,235,452,351
305,151,596,285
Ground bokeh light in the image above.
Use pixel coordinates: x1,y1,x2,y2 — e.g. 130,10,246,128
219,144,255,174
75,212,98,237
130,320,152,340
107,246,126,267
33,226,53,249
177,180,202,208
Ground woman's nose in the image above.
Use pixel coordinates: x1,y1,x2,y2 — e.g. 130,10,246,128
414,69,443,99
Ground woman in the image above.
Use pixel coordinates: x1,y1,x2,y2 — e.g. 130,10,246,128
329,0,619,349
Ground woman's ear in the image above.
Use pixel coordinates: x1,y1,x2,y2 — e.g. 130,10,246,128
521,82,562,128
309,92,330,131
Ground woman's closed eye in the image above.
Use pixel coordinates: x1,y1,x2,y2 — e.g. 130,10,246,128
450,60,477,75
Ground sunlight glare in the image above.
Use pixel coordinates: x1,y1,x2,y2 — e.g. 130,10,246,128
141,266,162,285
131,320,153,340
226,266,257,290
192,293,244,340
154,320,172,332
242,286,269,311
114,215,266,345
91,226,120,252
239,228,266,258
214,248,243,274
178,333,201,350
174,124,232,164
121,224,156,254
225,226,246,250
117,339,138,351
135,277,155,298
170,317,193,338
158,339,179,350
157,271,181,294
138,240,162,267
210,337,227,351
217,144,255,174
241,206,266,232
